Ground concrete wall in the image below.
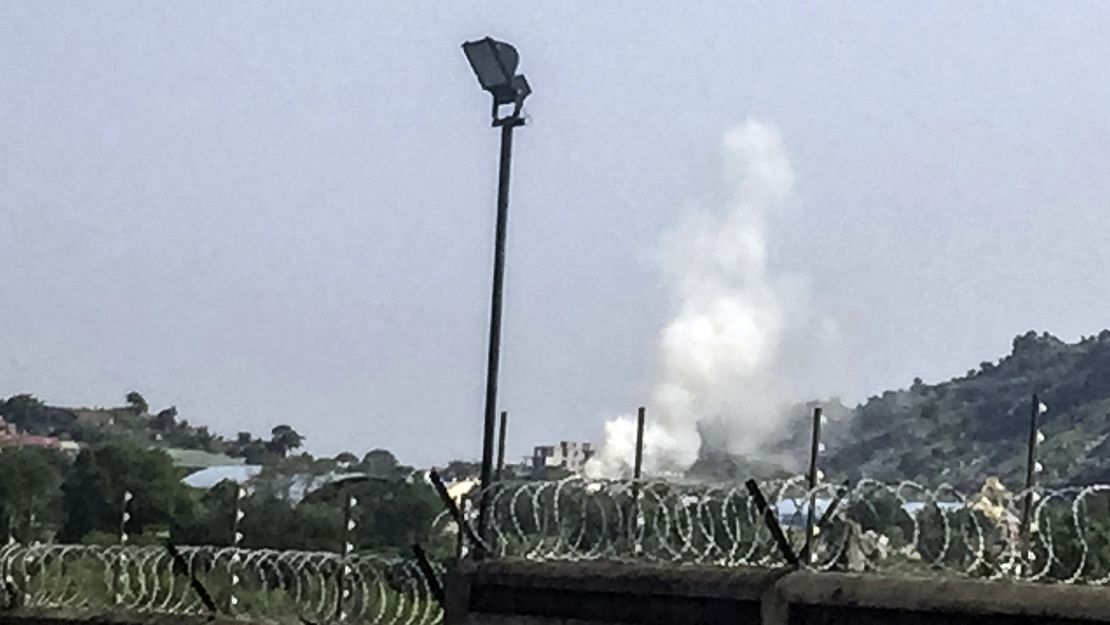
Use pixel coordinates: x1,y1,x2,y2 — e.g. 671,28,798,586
445,560,1110,625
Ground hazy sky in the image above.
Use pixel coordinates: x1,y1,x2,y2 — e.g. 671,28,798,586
3,3,1110,467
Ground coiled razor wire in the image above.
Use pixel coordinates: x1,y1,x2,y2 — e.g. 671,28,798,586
0,544,443,625
4,477,1110,623
465,477,1110,584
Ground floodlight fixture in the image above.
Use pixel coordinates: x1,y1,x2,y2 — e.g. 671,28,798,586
462,37,532,123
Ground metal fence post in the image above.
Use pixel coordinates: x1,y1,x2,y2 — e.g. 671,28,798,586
229,485,246,612
803,406,824,565
628,407,646,552
336,492,357,621
1019,394,1046,575
745,479,799,567
119,490,132,545
495,411,509,482
115,490,133,606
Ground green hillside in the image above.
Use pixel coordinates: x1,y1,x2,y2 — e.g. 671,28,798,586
0,392,298,465
825,330,1110,487
694,330,1110,488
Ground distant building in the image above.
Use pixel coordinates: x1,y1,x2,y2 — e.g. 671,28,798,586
70,408,119,427
532,441,593,475
58,440,81,453
0,418,65,450
182,464,263,490
501,461,532,480
182,469,378,504
165,448,246,471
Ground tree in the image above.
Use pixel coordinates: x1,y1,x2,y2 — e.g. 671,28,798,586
361,449,400,478
0,447,64,542
151,407,178,431
268,425,304,458
1,394,46,431
61,443,195,542
236,494,302,549
59,449,103,541
173,480,240,546
125,391,149,415
335,452,359,467
228,431,273,465
193,426,217,452
439,460,481,482
303,478,444,556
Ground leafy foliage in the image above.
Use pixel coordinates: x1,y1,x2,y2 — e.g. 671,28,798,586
269,424,304,458
60,443,196,542
0,391,303,466
0,390,449,555
125,391,149,414
0,447,65,542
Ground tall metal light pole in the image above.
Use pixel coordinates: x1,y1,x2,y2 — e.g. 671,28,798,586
461,37,532,543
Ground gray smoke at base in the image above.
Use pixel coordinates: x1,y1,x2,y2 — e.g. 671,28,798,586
587,119,831,478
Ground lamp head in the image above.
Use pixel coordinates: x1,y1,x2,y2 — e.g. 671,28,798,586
462,37,532,124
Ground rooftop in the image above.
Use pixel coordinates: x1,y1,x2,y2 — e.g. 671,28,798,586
165,448,246,470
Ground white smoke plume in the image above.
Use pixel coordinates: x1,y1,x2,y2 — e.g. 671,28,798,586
587,119,811,478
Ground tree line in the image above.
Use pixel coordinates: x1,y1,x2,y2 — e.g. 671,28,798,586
0,392,455,558
0,392,314,464
0,442,450,558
